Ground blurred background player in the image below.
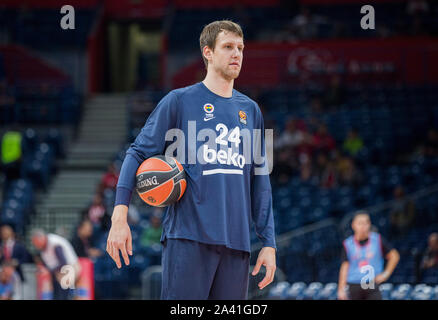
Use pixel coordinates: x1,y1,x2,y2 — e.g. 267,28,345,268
31,229,81,300
106,20,277,300
338,212,400,300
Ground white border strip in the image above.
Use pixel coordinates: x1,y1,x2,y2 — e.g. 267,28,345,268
202,169,243,176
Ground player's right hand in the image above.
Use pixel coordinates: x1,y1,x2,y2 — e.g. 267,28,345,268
106,216,132,269
337,288,348,300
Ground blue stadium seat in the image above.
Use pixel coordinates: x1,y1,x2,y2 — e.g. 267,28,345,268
44,128,65,158
410,285,434,300
314,283,337,300
379,283,393,300
284,282,306,300
390,284,412,300
22,128,39,154
301,282,323,300
267,281,290,300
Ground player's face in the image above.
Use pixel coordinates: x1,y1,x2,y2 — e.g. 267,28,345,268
352,215,371,238
0,225,13,240
3,266,14,279
80,221,93,237
32,236,46,251
210,31,244,80
429,235,438,249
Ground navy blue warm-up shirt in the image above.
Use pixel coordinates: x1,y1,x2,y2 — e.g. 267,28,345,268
115,82,276,253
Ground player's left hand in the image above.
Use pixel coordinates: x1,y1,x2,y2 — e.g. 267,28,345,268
375,272,389,284
252,246,276,290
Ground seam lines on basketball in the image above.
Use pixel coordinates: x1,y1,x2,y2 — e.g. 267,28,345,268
137,169,185,195
136,169,177,176
151,156,175,170
159,178,181,206
150,171,184,206
137,156,174,175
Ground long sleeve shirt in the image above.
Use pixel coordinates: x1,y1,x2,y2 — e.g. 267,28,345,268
115,81,276,253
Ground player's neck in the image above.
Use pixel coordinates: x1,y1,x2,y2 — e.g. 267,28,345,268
355,233,369,242
202,73,234,98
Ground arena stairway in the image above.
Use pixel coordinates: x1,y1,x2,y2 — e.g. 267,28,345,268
26,94,128,242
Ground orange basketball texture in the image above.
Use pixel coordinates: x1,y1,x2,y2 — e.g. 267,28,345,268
135,155,186,207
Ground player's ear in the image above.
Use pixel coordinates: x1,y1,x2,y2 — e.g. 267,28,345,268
203,45,213,63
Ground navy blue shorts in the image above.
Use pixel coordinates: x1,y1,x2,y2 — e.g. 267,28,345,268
161,238,250,300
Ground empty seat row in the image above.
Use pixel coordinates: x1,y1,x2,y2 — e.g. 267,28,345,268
268,282,438,300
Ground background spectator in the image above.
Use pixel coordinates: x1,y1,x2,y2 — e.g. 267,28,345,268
0,126,22,192
390,186,416,237
420,233,438,270
127,203,141,226
289,6,327,40
140,209,164,266
275,118,305,150
312,123,336,154
299,160,313,183
87,194,106,227
272,148,295,185
343,128,364,157
71,219,102,259
0,224,33,281
319,158,338,189
141,210,163,249
337,156,363,187
98,163,119,194
0,260,22,300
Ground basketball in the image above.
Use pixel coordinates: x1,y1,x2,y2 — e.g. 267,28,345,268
135,155,186,207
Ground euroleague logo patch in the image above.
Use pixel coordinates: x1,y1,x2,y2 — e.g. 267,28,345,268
204,103,214,114
239,110,247,125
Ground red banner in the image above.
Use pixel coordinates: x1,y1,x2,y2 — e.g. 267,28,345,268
0,45,70,86
104,0,166,19
87,8,105,94
36,264,53,300
0,0,99,8
300,0,402,4
173,0,279,9
172,37,438,88
75,258,95,300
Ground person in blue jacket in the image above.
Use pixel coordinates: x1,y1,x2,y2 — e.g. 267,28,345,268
106,20,277,300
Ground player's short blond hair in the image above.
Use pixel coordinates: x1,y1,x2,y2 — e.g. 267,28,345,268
199,20,244,70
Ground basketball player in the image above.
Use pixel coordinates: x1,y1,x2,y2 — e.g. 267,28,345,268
106,20,277,299
31,229,81,300
338,211,400,300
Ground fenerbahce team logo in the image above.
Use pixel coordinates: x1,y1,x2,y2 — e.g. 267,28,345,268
202,103,248,125
203,103,215,121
